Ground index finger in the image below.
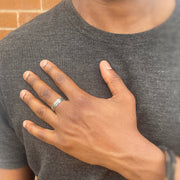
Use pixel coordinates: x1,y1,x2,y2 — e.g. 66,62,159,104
40,60,85,100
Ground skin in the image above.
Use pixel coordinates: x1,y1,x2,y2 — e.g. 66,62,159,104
1,0,179,179
0,166,35,180
72,0,176,34
16,59,177,180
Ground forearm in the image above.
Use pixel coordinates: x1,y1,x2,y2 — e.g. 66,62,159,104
102,132,180,180
175,157,180,180
101,133,167,180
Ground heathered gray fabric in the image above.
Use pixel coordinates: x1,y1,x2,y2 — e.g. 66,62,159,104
0,0,180,179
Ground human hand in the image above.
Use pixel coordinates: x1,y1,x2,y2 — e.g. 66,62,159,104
20,60,165,179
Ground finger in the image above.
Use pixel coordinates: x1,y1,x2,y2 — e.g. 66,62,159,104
23,70,63,109
23,120,57,146
20,89,58,128
99,60,129,98
40,60,85,100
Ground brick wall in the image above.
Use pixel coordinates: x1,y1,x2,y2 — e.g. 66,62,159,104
0,0,62,40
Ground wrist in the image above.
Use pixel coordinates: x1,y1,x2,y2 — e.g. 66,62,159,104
175,157,180,180
101,132,166,180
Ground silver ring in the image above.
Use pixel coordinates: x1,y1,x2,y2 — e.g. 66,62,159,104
51,97,64,111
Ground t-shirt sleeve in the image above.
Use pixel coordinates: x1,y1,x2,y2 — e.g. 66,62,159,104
0,88,28,169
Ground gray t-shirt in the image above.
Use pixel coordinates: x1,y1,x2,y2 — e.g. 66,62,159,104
0,0,180,179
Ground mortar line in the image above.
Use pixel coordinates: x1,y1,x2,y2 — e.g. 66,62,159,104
0,10,46,13
40,0,43,10
0,28,16,30
17,11,20,27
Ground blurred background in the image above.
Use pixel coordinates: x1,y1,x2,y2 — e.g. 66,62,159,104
0,0,62,40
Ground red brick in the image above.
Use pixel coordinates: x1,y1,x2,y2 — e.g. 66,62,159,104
42,0,61,10
0,0,40,10
19,12,41,26
0,12,17,28
0,30,12,40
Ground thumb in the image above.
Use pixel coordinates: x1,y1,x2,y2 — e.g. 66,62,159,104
99,60,128,98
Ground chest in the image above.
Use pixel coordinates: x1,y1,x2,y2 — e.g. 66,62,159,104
3,42,180,176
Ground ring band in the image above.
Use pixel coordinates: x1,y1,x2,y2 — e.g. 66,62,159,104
51,97,64,111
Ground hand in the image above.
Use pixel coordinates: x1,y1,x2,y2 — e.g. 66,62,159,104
20,60,165,179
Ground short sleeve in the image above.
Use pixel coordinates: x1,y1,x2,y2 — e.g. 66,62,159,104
0,88,28,169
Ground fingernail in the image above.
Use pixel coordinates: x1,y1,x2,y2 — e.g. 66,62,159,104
24,71,30,80
40,60,48,68
20,90,26,99
23,121,27,128
103,60,112,70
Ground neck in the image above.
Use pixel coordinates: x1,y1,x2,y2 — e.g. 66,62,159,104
72,0,175,34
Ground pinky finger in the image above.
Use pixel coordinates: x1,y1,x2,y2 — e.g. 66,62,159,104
23,120,56,145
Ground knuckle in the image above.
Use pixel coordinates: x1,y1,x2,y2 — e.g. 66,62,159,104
108,74,121,85
76,95,85,104
60,137,72,150
36,107,46,118
67,109,90,129
56,100,67,113
29,76,39,87
75,94,91,108
54,73,66,85
68,112,80,124
39,88,51,100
